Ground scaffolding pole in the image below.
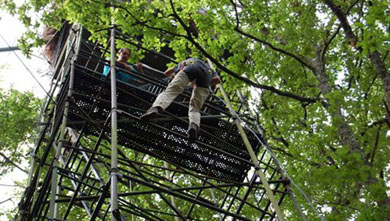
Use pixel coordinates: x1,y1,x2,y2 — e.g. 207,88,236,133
164,162,180,221
110,24,120,220
236,91,309,221
207,59,285,221
48,43,76,220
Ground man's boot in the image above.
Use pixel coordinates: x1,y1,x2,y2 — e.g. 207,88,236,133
140,106,162,121
187,123,199,140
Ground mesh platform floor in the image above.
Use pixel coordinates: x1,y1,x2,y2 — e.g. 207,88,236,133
67,60,262,182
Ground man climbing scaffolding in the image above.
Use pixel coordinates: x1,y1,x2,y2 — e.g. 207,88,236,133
140,58,221,140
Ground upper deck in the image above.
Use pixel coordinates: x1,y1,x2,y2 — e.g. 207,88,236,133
66,27,263,182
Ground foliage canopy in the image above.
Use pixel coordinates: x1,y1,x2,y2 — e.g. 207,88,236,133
1,0,390,220
0,88,41,176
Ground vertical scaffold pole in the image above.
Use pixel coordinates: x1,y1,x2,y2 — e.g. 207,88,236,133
237,91,308,221
110,24,120,220
164,162,180,221
207,59,285,221
48,27,79,220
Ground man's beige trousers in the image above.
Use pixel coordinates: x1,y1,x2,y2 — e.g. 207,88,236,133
152,71,209,127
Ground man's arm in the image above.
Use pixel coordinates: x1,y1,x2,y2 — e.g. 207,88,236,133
136,61,144,74
116,61,132,71
165,61,187,78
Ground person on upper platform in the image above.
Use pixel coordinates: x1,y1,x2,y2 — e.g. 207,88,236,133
103,48,144,83
140,58,221,140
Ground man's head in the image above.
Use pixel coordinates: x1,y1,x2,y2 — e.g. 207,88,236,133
118,48,131,62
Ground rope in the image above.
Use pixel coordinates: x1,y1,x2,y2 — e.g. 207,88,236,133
0,34,51,98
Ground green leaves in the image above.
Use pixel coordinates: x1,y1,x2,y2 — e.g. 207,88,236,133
0,88,41,177
1,0,390,220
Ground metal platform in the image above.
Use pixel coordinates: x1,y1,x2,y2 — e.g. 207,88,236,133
17,24,289,221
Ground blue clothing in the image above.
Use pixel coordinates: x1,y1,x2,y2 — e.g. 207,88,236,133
103,63,138,82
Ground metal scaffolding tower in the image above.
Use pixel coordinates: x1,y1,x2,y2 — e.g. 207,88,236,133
17,24,294,221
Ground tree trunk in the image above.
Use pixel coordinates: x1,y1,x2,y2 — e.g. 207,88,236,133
311,47,363,156
368,51,390,113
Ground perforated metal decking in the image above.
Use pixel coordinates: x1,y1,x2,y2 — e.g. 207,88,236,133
17,25,290,220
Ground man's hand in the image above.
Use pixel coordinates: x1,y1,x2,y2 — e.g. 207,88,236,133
136,62,144,73
116,61,132,71
190,81,196,88
210,76,221,86
179,61,186,71
164,67,175,78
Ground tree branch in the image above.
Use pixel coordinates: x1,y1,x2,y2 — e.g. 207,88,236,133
110,0,320,103
229,0,314,71
271,135,290,148
322,25,341,60
368,51,389,79
322,0,360,48
318,200,360,211
115,34,177,63
369,125,381,166
383,100,390,129
111,4,187,39
323,0,390,111
364,73,378,99
0,152,28,174
383,50,389,62
168,0,318,103
0,198,13,205
268,143,294,158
